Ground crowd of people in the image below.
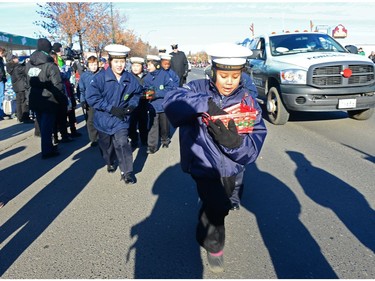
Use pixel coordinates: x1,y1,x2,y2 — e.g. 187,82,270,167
1,39,268,273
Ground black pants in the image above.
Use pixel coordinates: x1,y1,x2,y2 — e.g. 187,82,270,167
98,129,133,174
15,91,29,121
148,111,170,148
54,104,69,139
85,106,98,143
192,172,244,253
129,99,149,145
35,111,56,156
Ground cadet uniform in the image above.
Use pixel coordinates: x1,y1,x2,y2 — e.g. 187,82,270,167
128,56,149,148
86,44,143,184
143,55,175,153
163,43,267,272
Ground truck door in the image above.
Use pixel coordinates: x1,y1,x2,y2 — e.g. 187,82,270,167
248,38,268,97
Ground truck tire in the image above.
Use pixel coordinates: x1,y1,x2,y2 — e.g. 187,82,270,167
266,86,290,125
347,108,374,120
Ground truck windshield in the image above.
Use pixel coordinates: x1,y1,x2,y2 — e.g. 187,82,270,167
269,33,347,56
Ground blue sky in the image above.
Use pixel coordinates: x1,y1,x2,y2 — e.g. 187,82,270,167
1,1,375,54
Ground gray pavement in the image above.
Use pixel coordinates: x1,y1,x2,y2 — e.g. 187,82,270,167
0,109,268,279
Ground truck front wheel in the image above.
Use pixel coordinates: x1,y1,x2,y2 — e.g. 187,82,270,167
266,87,290,125
347,108,374,120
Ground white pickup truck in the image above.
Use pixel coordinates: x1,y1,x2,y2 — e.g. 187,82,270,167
245,32,375,125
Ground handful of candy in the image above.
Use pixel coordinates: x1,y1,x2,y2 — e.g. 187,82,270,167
143,88,155,100
202,99,258,134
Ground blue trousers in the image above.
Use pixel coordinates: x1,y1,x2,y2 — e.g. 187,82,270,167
0,81,4,118
35,111,56,156
98,128,133,174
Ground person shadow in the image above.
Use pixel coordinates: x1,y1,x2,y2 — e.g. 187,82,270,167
125,164,203,278
286,151,375,254
0,147,103,275
242,163,338,278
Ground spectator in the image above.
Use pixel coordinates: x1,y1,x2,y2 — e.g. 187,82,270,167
169,43,189,86
6,54,33,123
358,47,365,56
0,46,6,120
25,38,66,159
368,51,375,63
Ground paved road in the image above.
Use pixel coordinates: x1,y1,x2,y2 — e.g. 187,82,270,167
0,69,374,278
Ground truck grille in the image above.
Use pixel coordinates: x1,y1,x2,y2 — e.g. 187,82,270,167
311,63,375,87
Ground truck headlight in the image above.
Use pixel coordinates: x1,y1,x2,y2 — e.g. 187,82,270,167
280,69,307,84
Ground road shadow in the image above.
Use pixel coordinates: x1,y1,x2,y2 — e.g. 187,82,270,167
286,151,375,254
126,164,203,278
340,143,375,164
288,111,348,122
0,146,26,161
242,163,338,278
0,141,103,275
0,121,35,142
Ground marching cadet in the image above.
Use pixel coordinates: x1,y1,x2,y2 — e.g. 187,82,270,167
143,55,175,153
79,55,100,147
128,56,149,148
163,43,267,273
160,53,180,87
86,44,143,184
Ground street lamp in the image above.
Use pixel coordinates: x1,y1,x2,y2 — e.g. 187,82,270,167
145,30,156,54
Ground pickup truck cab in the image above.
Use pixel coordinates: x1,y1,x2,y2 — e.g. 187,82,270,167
245,32,375,124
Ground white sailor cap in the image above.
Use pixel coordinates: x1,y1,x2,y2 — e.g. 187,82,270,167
207,43,252,70
104,44,130,58
130,57,145,64
160,54,172,60
146,55,161,61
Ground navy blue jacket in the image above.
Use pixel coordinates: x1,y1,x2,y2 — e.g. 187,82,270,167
86,67,143,135
163,78,267,178
143,68,175,113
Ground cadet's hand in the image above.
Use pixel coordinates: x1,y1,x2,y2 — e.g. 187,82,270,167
81,101,88,110
207,119,243,149
207,98,227,116
124,105,136,115
110,106,127,120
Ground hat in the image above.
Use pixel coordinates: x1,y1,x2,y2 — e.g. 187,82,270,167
158,48,166,53
105,44,130,58
52,42,62,52
171,44,178,49
6,53,18,63
130,57,145,64
146,55,160,61
37,38,52,53
160,54,172,61
207,43,252,70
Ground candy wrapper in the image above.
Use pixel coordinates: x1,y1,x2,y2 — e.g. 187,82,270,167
202,98,258,133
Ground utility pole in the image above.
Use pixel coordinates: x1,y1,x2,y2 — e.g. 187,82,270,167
110,2,115,43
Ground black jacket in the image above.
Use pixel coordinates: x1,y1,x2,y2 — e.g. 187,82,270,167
6,61,27,93
25,50,66,113
0,56,6,83
169,51,188,79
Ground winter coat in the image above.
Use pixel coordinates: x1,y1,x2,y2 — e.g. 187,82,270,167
165,68,180,88
143,68,176,113
163,78,267,178
0,56,6,83
6,61,27,93
25,50,66,113
169,51,189,80
86,67,143,135
78,69,97,103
